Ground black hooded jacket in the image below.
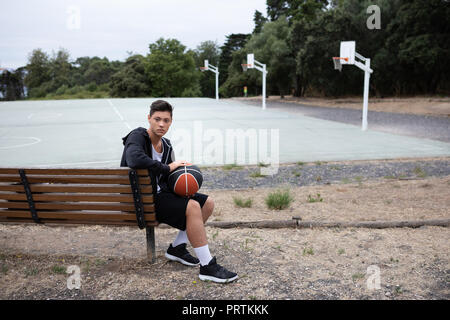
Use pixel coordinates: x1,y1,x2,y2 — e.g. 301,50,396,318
120,127,174,193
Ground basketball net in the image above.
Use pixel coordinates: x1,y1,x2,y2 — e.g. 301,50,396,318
241,64,251,72
332,57,348,72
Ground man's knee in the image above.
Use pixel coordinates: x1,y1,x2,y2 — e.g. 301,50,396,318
186,199,201,216
205,197,214,212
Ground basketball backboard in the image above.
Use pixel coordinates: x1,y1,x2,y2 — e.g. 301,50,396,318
340,41,355,65
203,59,209,70
247,53,254,68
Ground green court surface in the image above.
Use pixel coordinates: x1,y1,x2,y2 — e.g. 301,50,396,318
0,98,449,168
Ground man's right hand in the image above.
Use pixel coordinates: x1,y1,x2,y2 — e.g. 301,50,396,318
169,160,189,172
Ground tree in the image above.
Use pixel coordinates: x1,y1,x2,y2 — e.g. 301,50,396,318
382,0,450,95
0,68,25,100
24,49,51,96
253,10,268,34
267,0,328,22
218,33,251,86
109,55,149,97
244,16,296,97
144,38,200,97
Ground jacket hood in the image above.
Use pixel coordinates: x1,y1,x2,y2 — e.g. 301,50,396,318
122,127,148,145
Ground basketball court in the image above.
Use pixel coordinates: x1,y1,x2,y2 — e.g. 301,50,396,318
0,97,449,168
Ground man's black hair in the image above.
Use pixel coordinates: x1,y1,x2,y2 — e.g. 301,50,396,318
149,100,173,118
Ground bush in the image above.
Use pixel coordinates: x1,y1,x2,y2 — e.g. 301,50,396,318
265,189,293,210
55,84,68,96
233,196,253,208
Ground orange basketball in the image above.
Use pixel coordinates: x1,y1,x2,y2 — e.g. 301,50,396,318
168,164,203,197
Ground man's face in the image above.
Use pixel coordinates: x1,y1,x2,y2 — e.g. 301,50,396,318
148,111,172,137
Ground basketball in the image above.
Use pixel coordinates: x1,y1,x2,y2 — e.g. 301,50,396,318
168,163,203,197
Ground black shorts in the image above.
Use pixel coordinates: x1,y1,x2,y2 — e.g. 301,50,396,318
155,190,209,231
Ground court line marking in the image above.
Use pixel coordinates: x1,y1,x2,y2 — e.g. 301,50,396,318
0,136,42,150
107,99,131,130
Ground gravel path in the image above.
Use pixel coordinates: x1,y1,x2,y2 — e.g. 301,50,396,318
237,99,450,143
200,158,450,190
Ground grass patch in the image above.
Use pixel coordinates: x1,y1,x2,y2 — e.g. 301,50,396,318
307,193,323,203
352,273,365,281
223,163,242,170
233,196,253,208
51,265,66,274
413,166,427,178
302,247,314,256
249,171,265,178
265,189,293,210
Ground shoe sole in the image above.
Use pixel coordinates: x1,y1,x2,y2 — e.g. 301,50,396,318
165,252,199,267
199,274,238,283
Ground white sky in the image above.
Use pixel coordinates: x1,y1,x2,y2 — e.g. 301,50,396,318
0,0,268,69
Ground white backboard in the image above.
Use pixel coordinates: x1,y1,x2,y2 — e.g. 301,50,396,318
340,41,355,65
203,59,209,70
247,53,254,68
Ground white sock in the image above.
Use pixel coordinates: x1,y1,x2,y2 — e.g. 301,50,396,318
172,230,188,247
193,244,213,266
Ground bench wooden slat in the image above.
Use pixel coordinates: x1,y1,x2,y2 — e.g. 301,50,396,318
0,184,153,193
0,209,155,221
0,193,154,203
0,202,155,212
0,175,142,185
0,168,149,176
0,217,158,227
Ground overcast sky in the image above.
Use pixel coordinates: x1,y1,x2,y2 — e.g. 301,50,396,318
0,0,268,69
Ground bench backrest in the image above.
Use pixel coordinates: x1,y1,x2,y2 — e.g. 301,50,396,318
0,168,156,228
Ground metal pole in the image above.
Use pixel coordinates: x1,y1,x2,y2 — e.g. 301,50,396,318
362,58,370,131
215,71,219,101
262,64,266,110
146,226,156,264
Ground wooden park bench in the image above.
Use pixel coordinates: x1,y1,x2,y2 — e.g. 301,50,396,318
0,168,159,263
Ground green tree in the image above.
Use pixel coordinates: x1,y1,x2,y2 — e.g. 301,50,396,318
0,68,25,100
24,48,51,97
382,0,450,95
109,55,149,97
145,38,200,97
218,34,250,86
48,48,72,92
267,0,328,22
244,16,296,97
253,10,268,34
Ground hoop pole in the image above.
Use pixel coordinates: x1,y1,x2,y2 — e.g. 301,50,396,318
201,62,219,100
362,58,371,131
215,71,219,101
262,64,266,110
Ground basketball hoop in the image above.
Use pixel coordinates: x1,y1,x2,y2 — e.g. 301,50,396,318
332,57,348,72
241,64,252,72
199,66,208,72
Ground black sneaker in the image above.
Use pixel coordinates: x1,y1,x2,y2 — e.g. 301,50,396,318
165,243,200,266
199,257,238,283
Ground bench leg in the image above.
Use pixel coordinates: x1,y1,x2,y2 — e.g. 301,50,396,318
146,226,156,264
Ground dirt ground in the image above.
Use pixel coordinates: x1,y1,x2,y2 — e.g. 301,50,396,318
0,174,449,300
237,96,450,117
